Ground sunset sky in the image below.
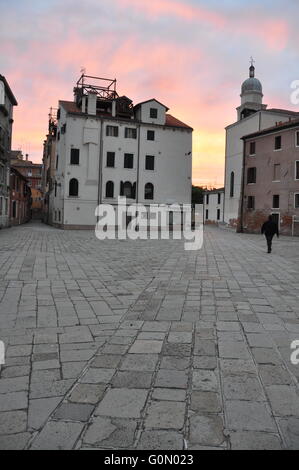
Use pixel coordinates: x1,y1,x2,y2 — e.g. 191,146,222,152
1,0,299,187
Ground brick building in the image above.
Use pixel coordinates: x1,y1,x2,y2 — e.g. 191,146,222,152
0,75,17,228
10,152,43,218
240,118,299,236
10,167,31,226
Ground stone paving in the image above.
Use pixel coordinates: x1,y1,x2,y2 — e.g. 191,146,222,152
0,221,299,450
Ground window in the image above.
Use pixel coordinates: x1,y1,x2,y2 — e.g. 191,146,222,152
58,210,61,222
296,131,299,147
144,183,154,200
56,155,59,170
106,152,115,168
217,193,221,205
247,196,255,209
120,181,136,199
70,148,80,165
124,153,133,169
295,193,299,208
217,209,221,220
206,194,209,205
275,135,282,150
230,172,234,197
273,164,280,181
61,123,66,134
150,108,158,119
106,125,118,137
145,155,155,170
295,161,299,180
249,141,256,155
69,178,79,197
205,209,209,220
247,167,256,184
105,181,114,198
125,128,137,139
54,181,57,197
12,201,17,218
272,195,280,209
147,130,155,141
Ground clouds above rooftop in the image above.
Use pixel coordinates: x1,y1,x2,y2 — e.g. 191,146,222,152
1,0,298,186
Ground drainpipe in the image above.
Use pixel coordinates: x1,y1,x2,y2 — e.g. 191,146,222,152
136,124,141,204
237,137,246,233
97,119,103,207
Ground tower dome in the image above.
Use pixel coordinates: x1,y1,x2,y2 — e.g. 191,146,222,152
241,64,263,96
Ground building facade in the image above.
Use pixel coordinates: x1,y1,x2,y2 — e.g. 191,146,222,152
10,152,43,219
240,119,299,236
9,167,31,226
203,188,224,224
42,108,57,224
51,75,193,229
0,75,17,228
224,64,299,227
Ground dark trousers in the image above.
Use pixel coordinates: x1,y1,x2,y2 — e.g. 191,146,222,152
265,235,274,252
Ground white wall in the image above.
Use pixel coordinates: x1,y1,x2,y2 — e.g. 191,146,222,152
53,104,192,227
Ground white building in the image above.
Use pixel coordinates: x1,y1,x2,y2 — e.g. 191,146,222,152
204,188,224,224
224,63,299,227
52,75,193,229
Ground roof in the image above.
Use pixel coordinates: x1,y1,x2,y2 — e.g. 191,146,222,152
11,160,42,168
11,166,28,181
60,100,192,130
204,187,225,194
134,98,169,111
0,75,18,106
242,117,299,140
266,108,299,116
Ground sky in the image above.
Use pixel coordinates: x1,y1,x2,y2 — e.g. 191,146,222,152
1,0,299,187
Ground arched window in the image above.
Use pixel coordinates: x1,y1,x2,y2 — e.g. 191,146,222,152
120,181,136,199
230,172,234,198
144,183,154,200
105,181,114,198
69,178,79,197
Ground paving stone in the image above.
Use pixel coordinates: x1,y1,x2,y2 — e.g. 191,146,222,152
28,397,61,430
152,388,186,402
265,386,299,417
62,362,86,379
278,418,299,450
112,371,153,388
218,342,250,359
68,383,106,404
230,431,283,450
226,401,277,432
160,356,189,370
95,388,148,418
0,376,29,394
193,356,217,370
30,379,74,399
129,340,163,354
155,369,188,389
0,432,32,450
145,401,185,429
92,355,122,368
83,417,137,448
80,368,115,384
53,403,94,422
138,430,184,450
168,332,192,344
0,392,28,411
189,414,225,446
120,354,159,371
194,339,216,356
190,391,222,413
0,411,27,434
222,373,265,401
192,370,218,392
30,420,84,450
258,365,293,386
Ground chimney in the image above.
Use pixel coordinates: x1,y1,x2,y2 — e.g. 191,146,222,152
26,154,29,161
81,96,87,113
87,91,97,116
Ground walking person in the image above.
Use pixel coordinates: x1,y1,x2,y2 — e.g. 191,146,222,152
261,215,279,253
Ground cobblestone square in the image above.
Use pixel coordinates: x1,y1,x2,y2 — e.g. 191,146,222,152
0,222,299,450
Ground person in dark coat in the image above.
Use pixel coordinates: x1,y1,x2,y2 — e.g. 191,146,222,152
261,215,279,253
